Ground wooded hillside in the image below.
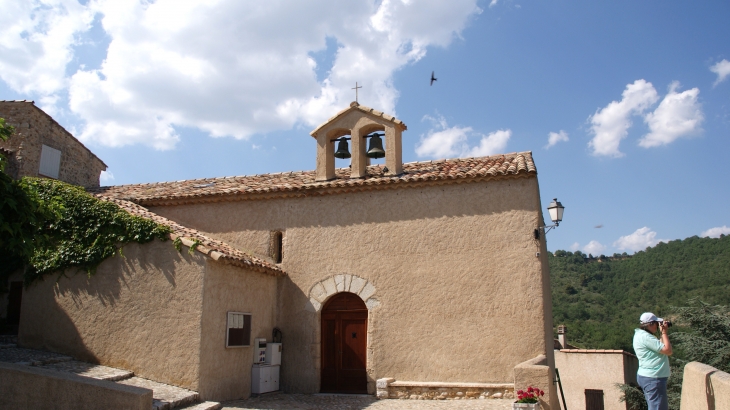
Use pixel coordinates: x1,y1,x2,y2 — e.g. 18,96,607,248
549,234,730,352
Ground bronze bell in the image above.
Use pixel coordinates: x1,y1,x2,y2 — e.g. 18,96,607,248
334,138,351,159
366,133,385,159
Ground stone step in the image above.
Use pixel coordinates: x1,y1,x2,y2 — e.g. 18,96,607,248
0,346,72,366
176,402,221,410
117,376,200,410
39,360,134,381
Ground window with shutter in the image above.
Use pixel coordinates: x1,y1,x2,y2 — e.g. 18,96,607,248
226,312,252,347
39,145,61,179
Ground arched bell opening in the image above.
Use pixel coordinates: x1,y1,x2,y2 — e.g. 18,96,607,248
320,292,368,394
360,124,386,166
327,128,353,168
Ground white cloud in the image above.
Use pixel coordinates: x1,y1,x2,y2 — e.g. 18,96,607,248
588,80,659,157
415,115,510,159
710,59,730,86
0,0,94,97
613,227,667,253
569,242,580,252
100,170,114,183
545,130,568,149
639,82,703,148
583,240,606,256
465,129,511,157
1,0,483,150
701,225,730,238
489,0,499,7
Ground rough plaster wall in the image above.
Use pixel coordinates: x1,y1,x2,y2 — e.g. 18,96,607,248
554,352,630,410
17,240,205,391
534,184,560,410
198,261,278,401
680,362,730,410
151,177,551,393
0,102,106,187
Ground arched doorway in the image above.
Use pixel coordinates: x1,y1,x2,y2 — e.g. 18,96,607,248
321,292,368,393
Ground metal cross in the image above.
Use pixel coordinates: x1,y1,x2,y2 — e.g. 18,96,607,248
352,82,362,103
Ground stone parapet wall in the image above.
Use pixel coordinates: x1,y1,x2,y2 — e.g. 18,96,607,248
680,361,730,410
0,361,152,410
0,101,106,188
376,378,514,400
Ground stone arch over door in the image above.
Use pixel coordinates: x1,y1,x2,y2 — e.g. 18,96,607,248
306,274,380,394
305,274,379,312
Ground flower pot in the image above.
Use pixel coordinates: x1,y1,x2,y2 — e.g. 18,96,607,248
512,402,540,410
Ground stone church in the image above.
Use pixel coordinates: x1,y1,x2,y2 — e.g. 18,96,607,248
15,102,559,408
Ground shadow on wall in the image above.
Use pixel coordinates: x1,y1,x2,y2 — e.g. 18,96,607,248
51,245,179,309
18,285,98,364
18,240,182,364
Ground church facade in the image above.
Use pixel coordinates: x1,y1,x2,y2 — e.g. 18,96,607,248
18,103,559,408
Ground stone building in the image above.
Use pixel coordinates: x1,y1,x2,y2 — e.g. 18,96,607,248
18,102,560,408
0,100,107,188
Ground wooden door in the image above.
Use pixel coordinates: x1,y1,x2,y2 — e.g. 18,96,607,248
321,292,368,393
6,282,23,326
585,389,605,410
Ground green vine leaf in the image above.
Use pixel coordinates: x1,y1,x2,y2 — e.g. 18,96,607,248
173,237,182,252
188,239,201,255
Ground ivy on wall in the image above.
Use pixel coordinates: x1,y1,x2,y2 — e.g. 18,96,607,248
0,177,171,289
0,177,171,285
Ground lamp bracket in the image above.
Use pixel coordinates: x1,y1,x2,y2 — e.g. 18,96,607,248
534,222,559,240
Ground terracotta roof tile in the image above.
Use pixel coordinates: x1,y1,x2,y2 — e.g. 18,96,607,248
93,152,536,206
100,198,284,277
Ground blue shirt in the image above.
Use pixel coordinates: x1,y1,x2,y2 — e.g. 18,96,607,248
633,328,670,378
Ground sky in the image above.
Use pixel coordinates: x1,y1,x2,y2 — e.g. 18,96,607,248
1,0,729,254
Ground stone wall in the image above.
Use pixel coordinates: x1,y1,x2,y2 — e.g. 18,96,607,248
0,101,106,188
376,378,514,400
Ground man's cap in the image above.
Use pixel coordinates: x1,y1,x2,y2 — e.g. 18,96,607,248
640,312,663,324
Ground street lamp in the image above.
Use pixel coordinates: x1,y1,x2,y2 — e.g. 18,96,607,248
534,198,565,240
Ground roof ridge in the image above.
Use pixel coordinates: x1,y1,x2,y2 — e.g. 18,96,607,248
95,152,534,189
92,152,537,206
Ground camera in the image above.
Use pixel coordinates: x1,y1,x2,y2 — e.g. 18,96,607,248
660,320,673,328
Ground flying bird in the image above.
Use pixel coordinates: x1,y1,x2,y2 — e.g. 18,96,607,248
594,224,603,229
430,71,437,86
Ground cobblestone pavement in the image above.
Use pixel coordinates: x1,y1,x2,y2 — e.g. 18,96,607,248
221,394,513,410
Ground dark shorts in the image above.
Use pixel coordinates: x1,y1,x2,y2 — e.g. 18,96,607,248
637,374,668,410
